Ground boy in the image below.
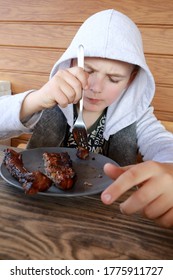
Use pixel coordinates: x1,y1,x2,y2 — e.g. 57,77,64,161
1,9,173,228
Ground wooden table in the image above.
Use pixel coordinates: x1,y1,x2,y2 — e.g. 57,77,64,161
0,145,173,260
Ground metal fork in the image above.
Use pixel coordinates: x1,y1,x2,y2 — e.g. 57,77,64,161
72,45,88,151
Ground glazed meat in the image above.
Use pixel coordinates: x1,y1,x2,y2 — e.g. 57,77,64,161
43,152,76,190
76,146,89,160
3,148,52,194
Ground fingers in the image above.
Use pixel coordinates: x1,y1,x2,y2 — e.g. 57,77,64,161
54,67,88,107
102,161,173,228
103,163,125,179
68,66,88,91
101,161,156,205
155,208,173,228
142,188,173,219
38,65,88,109
101,163,126,204
119,177,163,215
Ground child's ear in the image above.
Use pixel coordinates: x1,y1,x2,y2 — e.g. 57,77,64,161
127,65,139,86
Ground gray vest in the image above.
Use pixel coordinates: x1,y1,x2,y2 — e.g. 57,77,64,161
27,106,137,166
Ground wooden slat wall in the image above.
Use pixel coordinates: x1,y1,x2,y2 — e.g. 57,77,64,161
0,0,173,146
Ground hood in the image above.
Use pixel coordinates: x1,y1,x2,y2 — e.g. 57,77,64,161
50,9,155,140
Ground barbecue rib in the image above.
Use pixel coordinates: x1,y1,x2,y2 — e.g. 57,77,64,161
76,146,89,160
3,148,52,194
43,152,76,190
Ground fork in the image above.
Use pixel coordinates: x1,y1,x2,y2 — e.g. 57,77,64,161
72,45,88,152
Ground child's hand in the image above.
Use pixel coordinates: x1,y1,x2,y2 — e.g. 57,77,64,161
20,66,88,120
101,161,173,228
37,66,88,109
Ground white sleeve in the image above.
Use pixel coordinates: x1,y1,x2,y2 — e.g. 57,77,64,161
0,91,42,140
137,107,173,163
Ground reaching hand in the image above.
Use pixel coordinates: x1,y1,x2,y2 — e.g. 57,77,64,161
101,161,173,228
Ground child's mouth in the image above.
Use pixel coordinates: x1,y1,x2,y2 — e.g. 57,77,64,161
86,97,101,104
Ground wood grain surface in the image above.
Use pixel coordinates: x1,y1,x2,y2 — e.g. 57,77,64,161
0,0,173,24
0,146,173,260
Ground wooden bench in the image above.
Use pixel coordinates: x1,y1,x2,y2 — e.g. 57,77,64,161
161,121,173,134
0,0,173,147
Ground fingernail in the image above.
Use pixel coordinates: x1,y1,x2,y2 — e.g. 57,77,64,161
102,193,112,203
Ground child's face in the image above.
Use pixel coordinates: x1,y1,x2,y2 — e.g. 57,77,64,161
83,57,135,113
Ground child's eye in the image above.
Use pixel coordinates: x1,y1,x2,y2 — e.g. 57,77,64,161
108,77,120,83
85,69,94,74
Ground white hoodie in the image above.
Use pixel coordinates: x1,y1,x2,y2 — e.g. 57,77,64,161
50,9,155,138
49,9,173,162
0,9,173,162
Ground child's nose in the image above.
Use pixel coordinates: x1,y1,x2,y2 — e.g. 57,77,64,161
89,73,102,93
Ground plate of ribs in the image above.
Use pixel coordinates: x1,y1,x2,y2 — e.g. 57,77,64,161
0,147,119,197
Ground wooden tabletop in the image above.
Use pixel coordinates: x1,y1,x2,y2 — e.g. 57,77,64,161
0,145,173,260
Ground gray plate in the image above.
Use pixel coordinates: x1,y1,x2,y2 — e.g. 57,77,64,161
0,147,118,197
